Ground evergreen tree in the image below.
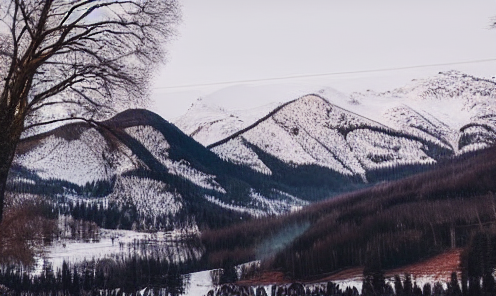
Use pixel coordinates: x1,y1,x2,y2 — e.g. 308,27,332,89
432,282,445,296
423,283,432,296
219,261,238,284
447,272,461,296
362,261,385,296
62,261,71,293
72,266,81,296
403,273,413,296
395,274,404,296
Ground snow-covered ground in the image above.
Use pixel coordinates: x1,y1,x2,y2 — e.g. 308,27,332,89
36,228,202,274
183,270,214,296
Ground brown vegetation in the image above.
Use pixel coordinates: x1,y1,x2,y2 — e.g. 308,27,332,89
201,146,496,279
0,199,56,265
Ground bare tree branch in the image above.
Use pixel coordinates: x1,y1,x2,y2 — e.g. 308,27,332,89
0,0,181,221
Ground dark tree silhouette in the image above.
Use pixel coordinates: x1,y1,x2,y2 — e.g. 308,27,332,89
0,0,180,221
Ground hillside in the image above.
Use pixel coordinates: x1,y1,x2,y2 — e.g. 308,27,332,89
201,145,496,280
177,71,496,183
11,109,311,230
209,94,449,181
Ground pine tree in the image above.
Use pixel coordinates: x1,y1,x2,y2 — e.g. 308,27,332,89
395,274,404,296
423,283,432,296
403,273,413,296
447,272,461,296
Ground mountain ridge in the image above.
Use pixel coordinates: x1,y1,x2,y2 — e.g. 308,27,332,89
9,71,496,231
179,71,495,182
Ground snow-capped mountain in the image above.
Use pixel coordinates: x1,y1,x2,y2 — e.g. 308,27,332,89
348,71,496,153
209,95,446,180
12,109,310,230
174,83,340,146
10,71,496,231
174,98,279,147
178,71,496,181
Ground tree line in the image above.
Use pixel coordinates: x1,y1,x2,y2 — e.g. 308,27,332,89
200,146,496,281
0,255,189,296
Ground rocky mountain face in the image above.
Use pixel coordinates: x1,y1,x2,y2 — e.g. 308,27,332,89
9,71,496,231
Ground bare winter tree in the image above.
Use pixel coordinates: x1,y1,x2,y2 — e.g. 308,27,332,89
0,0,180,221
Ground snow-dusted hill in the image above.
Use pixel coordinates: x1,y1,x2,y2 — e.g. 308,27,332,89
12,109,310,230
10,71,496,230
174,83,337,146
178,71,496,181
174,98,279,147
209,95,443,180
347,71,496,153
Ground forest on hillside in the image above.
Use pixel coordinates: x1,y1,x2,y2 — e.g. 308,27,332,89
201,146,496,290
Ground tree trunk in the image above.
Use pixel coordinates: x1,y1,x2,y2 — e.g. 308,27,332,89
0,166,8,223
0,114,24,223
0,144,15,223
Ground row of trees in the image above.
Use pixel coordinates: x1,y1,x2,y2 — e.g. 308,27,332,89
0,256,187,295
201,146,496,278
460,231,496,296
207,272,483,296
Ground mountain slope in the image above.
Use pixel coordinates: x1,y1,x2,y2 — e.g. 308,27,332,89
177,71,496,183
349,70,496,153
201,145,496,279
12,109,311,230
173,83,345,146
174,99,280,147
209,94,450,182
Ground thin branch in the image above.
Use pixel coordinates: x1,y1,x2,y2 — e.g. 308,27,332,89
23,116,100,131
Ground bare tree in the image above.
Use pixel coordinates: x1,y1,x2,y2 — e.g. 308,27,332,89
0,0,180,221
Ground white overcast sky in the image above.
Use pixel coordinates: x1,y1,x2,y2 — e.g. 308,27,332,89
150,0,496,120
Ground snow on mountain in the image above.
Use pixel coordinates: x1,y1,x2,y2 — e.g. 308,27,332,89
124,125,226,193
346,71,496,153
12,109,313,230
205,189,308,218
182,71,496,180
174,98,280,147
174,83,336,146
210,94,437,180
14,127,114,185
109,176,183,223
210,137,272,175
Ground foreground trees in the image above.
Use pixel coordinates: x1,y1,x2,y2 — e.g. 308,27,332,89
0,0,180,221
0,200,56,265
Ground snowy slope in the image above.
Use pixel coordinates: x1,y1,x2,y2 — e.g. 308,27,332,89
12,109,311,230
14,126,114,186
210,94,443,181
174,83,335,146
181,71,496,181
346,71,496,153
174,99,280,147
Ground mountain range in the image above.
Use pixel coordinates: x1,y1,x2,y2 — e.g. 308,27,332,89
8,70,496,230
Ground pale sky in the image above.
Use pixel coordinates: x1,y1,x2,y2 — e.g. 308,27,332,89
150,0,496,120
